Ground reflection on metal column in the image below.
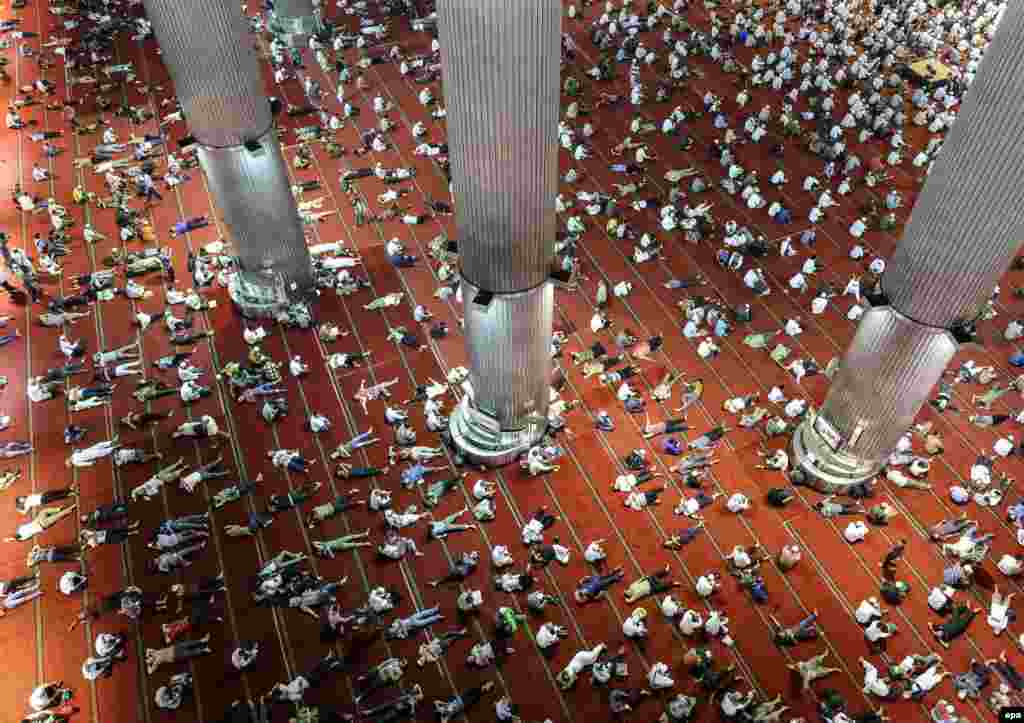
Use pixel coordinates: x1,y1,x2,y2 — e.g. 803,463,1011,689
439,0,561,465
792,0,1024,490
142,0,312,302
199,132,313,293
449,281,553,466
791,308,958,491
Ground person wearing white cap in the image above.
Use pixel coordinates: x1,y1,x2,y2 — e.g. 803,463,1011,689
930,699,963,723
993,434,1015,457
59,570,87,595
845,521,869,543
855,597,883,625
29,682,72,712
622,608,648,640
584,539,607,564
648,661,675,689
82,655,116,680
661,595,682,619
95,632,126,660
988,587,1015,636
155,672,193,709
887,469,932,490
726,493,750,513
998,554,1023,577
231,641,259,670
861,657,895,698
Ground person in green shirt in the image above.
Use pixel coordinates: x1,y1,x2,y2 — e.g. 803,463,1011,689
930,603,981,648
765,487,794,508
867,503,899,526
335,462,389,479
880,580,910,605
424,474,466,508
769,343,791,364
495,607,525,638
743,330,779,349
313,531,372,559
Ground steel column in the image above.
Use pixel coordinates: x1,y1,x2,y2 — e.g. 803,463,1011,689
449,281,553,465
142,0,313,296
199,133,313,293
438,0,561,465
792,1,1024,490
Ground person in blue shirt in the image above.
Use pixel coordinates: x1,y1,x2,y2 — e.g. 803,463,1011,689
388,251,417,267
735,569,768,603
400,463,444,488
576,567,625,603
773,205,792,224
169,216,208,237
664,524,704,549
1007,500,1024,525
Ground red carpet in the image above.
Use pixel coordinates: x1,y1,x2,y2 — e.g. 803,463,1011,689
0,0,1022,722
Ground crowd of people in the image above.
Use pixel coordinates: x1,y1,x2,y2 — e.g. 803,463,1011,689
4,0,1024,720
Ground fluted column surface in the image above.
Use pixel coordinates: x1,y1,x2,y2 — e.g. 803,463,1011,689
813,308,957,467
436,0,561,292
142,0,270,148
200,134,314,292
882,1,1024,327
461,279,553,431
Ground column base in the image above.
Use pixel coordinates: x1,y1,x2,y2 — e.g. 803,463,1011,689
790,412,884,494
449,396,546,467
228,271,290,320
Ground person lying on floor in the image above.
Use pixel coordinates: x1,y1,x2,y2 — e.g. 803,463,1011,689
169,215,208,237
313,531,373,559
79,521,140,548
16,484,77,514
147,541,207,574
212,474,263,509
434,681,495,723
353,657,408,702
306,490,363,528
5,504,77,541
69,585,155,630
146,636,212,675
